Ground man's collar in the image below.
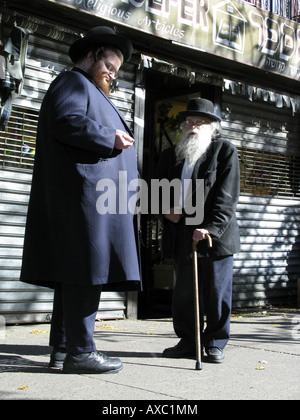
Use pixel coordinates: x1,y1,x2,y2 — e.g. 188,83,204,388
73,66,88,76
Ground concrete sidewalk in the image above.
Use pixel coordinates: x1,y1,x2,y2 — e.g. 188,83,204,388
0,310,299,400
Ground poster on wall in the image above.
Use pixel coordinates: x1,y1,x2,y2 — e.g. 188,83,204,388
52,0,300,81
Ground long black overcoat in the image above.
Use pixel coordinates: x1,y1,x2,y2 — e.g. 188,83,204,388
20,68,141,290
156,139,241,261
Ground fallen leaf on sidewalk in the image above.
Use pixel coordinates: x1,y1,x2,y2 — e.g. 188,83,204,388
18,386,28,390
30,329,49,334
255,366,265,370
96,325,124,331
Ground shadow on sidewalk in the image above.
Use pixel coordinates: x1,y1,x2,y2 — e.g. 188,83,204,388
230,316,299,347
0,344,52,374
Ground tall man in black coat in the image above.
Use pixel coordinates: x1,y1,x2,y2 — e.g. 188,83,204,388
157,99,240,363
20,27,141,374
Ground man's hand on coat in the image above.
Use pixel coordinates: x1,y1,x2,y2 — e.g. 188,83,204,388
115,130,134,149
193,228,210,243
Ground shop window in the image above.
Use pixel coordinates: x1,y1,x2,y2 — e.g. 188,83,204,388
154,99,184,155
0,106,38,171
238,146,300,199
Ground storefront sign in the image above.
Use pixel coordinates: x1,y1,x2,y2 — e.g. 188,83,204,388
52,0,300,80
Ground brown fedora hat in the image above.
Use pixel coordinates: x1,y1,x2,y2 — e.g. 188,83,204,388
69,26,133,63
178,99,221,122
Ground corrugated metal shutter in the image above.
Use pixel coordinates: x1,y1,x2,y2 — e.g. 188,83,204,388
221,86,300,308
0,28,136,323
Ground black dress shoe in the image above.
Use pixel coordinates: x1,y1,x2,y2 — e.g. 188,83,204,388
49,348,67,369
163,340,196,359
205,347,225,363
62,351,123,374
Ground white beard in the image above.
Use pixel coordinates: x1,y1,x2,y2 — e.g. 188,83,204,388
175,125,213,168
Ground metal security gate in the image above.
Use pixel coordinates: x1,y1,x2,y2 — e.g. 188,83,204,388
0,24,136,323
221,84,300,308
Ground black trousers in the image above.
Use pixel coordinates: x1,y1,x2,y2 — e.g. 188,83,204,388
49,283,102,355
172,255,233,350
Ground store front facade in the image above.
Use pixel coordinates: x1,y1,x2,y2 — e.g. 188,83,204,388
0,0,299,322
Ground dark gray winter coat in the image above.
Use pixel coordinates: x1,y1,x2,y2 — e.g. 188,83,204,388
156,139,241,261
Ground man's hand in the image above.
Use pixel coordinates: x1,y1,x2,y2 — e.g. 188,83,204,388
164,207,183,224
193,228,210,243
114,130,134,150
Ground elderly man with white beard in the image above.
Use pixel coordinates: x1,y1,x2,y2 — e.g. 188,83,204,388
156,99,240,363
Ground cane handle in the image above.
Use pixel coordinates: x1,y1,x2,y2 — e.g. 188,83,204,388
206,233,213,248
192,234,212,251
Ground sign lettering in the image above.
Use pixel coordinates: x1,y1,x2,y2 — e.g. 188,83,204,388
53,0,300,80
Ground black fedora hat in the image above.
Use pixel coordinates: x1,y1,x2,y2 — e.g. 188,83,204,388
178,99,221,122
69,26,133,63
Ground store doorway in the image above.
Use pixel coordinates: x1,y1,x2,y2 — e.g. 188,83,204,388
138,69,219,319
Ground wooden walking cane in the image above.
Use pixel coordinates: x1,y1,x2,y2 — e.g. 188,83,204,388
192,233,212,371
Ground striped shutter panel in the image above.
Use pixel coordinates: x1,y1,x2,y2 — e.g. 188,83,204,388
0,29,136,323
221,87,300,308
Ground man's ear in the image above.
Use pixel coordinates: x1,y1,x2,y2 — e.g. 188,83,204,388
87,50,95,63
